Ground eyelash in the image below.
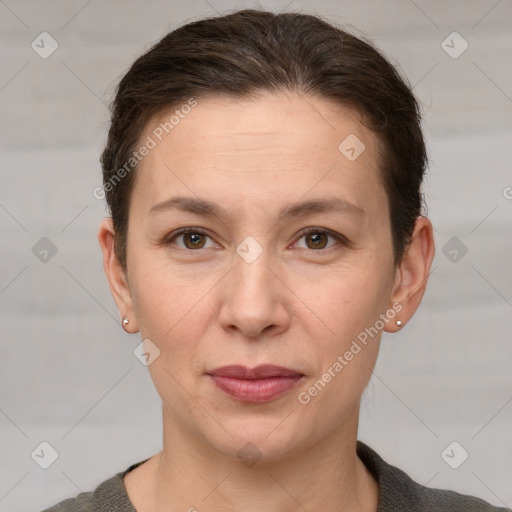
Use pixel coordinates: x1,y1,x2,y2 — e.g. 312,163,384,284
163,227,347,255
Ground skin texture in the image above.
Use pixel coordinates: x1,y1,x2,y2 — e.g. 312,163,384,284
98,91,435,511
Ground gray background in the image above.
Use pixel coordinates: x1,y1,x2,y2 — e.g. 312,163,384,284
0,0,511,510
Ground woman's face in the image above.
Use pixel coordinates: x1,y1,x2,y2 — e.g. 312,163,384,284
109,92,404,461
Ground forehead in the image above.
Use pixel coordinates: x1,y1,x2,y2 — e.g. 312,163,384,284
130,91,385,217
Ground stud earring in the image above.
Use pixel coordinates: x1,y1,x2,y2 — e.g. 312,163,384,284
396,320,403,328
122,317,129,329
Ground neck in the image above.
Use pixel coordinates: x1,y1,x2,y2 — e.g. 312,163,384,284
141,407,379,512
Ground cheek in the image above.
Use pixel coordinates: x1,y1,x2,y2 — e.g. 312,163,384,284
300,260,392,340
292,293,386,451
129,266,213,425
129,246,215,339
293,261,392,403
128,254,229,390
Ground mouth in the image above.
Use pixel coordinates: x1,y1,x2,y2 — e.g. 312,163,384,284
207,365,304,403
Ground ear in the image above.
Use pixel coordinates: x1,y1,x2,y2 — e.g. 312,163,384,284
97,218,139,333
385,216,435,333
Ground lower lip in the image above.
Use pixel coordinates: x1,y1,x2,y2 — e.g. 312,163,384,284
209,375,303,403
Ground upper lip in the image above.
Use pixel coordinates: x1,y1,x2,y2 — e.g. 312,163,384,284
208,365,303,379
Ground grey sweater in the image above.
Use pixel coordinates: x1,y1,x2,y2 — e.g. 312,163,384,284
42,441,510,511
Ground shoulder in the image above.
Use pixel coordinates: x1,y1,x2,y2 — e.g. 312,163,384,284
41,489,95,512
357,441,511,512
40,459,148,512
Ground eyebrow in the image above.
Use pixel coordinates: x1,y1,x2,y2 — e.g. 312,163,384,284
148,195,365,221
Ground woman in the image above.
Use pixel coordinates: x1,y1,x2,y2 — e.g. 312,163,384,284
43,9,509,512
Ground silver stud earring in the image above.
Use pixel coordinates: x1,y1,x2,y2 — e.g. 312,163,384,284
396,320,403,328
122,317,129,328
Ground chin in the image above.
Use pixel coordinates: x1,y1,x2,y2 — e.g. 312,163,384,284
199,414,313,466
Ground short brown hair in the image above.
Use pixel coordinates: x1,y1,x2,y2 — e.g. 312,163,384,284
100,9,427,269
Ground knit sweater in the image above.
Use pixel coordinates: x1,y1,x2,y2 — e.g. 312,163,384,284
42,441,510,511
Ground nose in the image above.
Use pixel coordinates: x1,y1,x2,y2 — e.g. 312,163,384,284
218,245,291,340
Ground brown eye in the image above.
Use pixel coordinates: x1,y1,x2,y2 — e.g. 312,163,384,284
295,228,342,252
165,228,216,251
182,232,206,249
305,232,329,250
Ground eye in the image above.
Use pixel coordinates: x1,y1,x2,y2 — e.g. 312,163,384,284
163,227,347,253
294,227,345,253
164,228,218,251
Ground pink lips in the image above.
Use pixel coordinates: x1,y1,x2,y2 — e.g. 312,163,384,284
207,365,304,403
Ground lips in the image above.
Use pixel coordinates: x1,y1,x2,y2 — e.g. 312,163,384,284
207,365,304,403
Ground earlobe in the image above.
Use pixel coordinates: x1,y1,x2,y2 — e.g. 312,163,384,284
97,218,139,333
385,216,435,333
